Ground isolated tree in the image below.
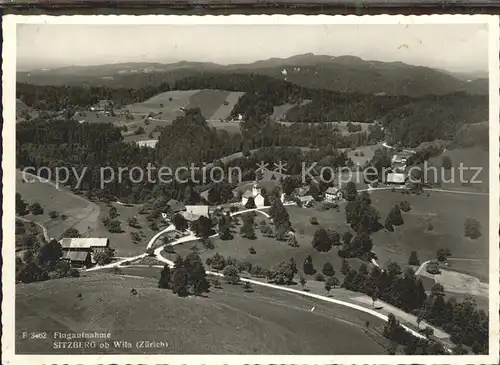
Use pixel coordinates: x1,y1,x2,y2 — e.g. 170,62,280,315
158,264,171,289
184,252,210,296
171,259,189,297
109,206,119,219
287,234,299,247
240,216,256,239
322,262,335,277
267,258,297,285
16,193,28,216
464,218,481,239
299,275,307,289
107,219,123,233
340,259,351,276
422,326,434,340
211,253,226,270
408,251,420,266
218,214,233,240
436,248,448,262
243,282,252,292
49,211,59,219
325,279,333,295
345,181,358,202
329,275,340,288
430,283,445,297
303,255,316,275
244,196,256,209
173,213,188,231
223,265,240,284
387,204,404,226
268,198,291,230
400,201,411,212
311,228,332,252
29,202,44,215
128,216,141,228
94,248,115,265
442,155,452,170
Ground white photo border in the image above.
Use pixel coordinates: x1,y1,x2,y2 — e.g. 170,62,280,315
2,13,499,365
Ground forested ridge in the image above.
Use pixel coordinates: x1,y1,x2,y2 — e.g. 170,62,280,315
17,70,488,147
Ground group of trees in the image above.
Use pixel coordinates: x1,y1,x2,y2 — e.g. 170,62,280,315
311,227,342,252
464,218,481,239
385,204,404,231
16,238,79,283
158,253,210,297
342,261,488,354
16,194,44,216
206,252,268,279
383,313,446,354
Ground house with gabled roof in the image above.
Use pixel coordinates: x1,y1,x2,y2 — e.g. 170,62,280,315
241,181,265,208
167,199,186,214
185,205,210,218
324,186,343,203
59,238,110,268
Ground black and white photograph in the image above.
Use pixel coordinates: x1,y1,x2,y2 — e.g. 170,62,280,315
2,14,499,364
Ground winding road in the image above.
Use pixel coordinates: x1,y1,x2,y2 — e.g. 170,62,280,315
16,216,50,242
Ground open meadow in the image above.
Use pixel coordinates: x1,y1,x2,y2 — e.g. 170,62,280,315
123,89,244,121
426,146,488,193
369,190,489,281
16,272,388,354
94,202,164,257
165,205,367,282
16,170,100,241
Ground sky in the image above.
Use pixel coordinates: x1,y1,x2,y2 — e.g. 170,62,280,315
17,23,489,73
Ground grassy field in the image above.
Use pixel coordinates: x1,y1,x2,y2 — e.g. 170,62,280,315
343,143,383,167
16,273,388,354
123,89,245,121
166,205,366,282
369,190,489,281
211,92,245,120
427,147,489,193
16,171,100,240
95,202,166,257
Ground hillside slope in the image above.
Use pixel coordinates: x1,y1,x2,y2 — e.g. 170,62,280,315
16,273,387,354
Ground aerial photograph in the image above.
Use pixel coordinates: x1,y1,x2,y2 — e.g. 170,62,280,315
11,20,492,357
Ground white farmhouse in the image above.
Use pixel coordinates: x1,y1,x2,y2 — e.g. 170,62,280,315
324,186,343,203
241,181,265,208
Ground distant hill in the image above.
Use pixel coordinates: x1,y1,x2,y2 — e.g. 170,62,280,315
18,54,488,97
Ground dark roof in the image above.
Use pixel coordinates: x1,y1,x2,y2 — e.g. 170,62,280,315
325,187,340,195
167,199,186,212
295,186,310,197
62,251,90,262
